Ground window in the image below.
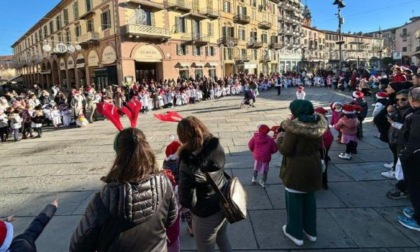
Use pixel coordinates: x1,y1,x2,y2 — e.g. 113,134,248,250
49,21,54,34
207,23,214,37
223,1,231,13
193,46,202,56
222,26,234,38
75,25,81,37
65,30,71,43
253,49,257,60
177,44,188,55
251,0,257,7
44,26,48,36
261,33,267,43
85,0,92,11
101,10,111,30
402,47,407,52
87,18,94,32
73,1,79,19
56,15,62,30
239,28,246,41
224,48,233,60
175,17,187,33
63,9,69,25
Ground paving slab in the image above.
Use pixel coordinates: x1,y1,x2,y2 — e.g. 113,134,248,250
335,162,391,181
327,208,416,248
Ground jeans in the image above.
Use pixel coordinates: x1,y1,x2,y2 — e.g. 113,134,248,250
192,211,232,252
12,128,19,140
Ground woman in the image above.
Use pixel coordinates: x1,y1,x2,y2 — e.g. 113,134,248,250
177,116,232,252
277,100,327,246
70,128,177,252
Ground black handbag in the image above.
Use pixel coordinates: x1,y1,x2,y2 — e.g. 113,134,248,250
205,171,247,224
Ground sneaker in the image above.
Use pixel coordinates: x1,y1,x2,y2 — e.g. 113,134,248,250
383,162,394,169
403,207,414,218
397,215,420,231
386,190,408,200
251,177,257,184
303,230,317,242
338,153,352,160
282,225,303,246
381,170,395,179
258,179,266,188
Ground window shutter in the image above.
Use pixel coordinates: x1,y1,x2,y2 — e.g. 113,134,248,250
151,12,155,26
176,44,181,55
186,45,189,55
175,17,180,33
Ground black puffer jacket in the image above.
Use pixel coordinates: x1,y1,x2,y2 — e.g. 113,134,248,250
178,136,226,217
69,173,177,252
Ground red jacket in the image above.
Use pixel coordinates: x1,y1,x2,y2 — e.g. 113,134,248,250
392,73,407,83
248,133,278,162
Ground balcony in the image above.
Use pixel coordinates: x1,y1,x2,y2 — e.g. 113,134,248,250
258,21,272,30
217,37,239,47
234,54,250,63
165,0,192,12
269,42,282,50
233,14,250,24
121,24,170,40
246,40,263,49
203,6,219,19
77,32,100,45
126,0,165,11
79,10,95,20
400,32,411,38
259,56,271,63
269,0,280,3
182,33,210,46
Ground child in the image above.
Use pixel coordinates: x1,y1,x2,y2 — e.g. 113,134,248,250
8,109,22,141
248,124,278,188
31,105,45,138
76,113,88,127
315,107,334,190
61,105,72,127
0,108,9,142
0,199,58,251
50,105,62,128
335,104,360,160
350,91,368,139
372,91,388,117
20,105,34,139
330,102,343,142
296,86,306,100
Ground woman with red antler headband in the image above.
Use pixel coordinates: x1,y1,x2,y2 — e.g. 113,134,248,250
155,112,232,252
70,100,178,252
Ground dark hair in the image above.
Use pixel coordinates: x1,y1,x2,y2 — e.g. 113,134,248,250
396,89,409,96
103,128,159,183
177,116,211,153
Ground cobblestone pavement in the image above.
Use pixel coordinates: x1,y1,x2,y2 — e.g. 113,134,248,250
1,86,419,251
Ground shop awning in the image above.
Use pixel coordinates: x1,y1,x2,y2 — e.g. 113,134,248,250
191,62,204,68
412,50,420,57
175,62,189,68
205,62,218,68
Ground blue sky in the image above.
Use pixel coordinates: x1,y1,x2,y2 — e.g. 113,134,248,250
0,0,419,55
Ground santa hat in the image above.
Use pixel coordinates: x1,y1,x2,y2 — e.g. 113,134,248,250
297,86,304,91
258,124,270,135
165,140,181,157
352,91,364,99
342,104,355,114
376,91,388,99
314,107,328,115
0,221,14,251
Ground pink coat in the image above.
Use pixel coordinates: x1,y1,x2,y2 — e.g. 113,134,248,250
334,116,359,136
248,133,278,162
330,110,342,126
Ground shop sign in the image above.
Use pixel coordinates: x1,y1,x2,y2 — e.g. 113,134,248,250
102,46,117,64
59,58,66,70
88,50,99,67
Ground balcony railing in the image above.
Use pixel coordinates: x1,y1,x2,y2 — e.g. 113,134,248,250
122,24,170,39
400,32,410,38
182,33,210,45
258,21,272,30
234,54,251,62
259,56,271,62
165,0,192,12
217,37,239,47
233,14,250,24
203,6,219,19
126,0,165,11
77,32,100,45
269,42,282,50
247,40,263,48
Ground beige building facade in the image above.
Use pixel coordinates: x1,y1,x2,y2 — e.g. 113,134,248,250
12,0,222,90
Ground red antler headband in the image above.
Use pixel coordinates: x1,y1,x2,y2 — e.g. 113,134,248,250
154,111,183,123
97,99,142,130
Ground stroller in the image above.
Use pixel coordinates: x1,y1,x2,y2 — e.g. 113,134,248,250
240,90,256,108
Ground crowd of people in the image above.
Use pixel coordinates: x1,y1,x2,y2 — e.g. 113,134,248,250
1,65,420,251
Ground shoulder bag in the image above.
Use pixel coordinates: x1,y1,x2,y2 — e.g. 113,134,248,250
205,171,247,224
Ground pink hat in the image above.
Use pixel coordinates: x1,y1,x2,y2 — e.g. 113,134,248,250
352,91,364,99
0,221,14,251
376,91,388,99
258,124,270,135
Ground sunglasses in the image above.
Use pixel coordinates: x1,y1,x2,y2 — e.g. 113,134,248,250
396,98,407,101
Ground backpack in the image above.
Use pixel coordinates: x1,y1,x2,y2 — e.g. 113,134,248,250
205,171,247,224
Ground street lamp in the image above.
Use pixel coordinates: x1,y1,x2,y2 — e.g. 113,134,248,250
333,0,345,73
